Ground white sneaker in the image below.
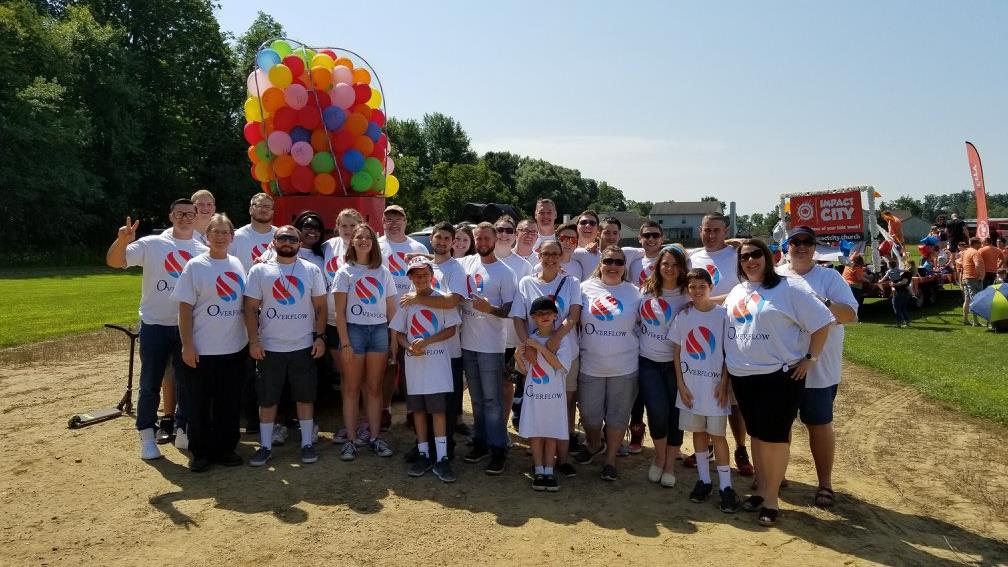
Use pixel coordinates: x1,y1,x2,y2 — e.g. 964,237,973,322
648,463,663,483
272,424,289,446
660,471,677,488
173,427,189,450
139,428,162,460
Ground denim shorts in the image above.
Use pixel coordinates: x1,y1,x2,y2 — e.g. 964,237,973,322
347,322,389,354
799,384,839,426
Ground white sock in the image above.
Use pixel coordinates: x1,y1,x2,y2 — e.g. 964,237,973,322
535,465,545,475
434,437,447,461
259,422,273,450
696,450,711,484
299,419,313,447
418,441,430,458
544,466,554,476
717,465,732,490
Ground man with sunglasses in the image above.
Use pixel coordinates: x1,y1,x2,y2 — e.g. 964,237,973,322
776,226,857,508
629,220,666,287
106,199,207,461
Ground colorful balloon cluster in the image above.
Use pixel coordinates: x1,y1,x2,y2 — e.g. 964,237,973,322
243,40,399,197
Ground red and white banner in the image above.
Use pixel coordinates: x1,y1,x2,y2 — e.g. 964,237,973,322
789,190,864,242
965,141,989,239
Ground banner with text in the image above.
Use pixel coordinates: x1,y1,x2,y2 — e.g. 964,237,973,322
790,190,865,242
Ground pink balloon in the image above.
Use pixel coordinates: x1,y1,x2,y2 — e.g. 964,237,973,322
290,141,314,166
283,84,308,110
385,156,394,175
332,66,353,86
267,131,292,155
331,83,355,109
246,69,272,97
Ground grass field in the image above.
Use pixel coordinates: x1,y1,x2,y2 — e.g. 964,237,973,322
0,266,141,348
844,287,1008,425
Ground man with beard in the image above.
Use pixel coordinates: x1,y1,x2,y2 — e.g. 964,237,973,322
230,193,277,273
243,226,327,466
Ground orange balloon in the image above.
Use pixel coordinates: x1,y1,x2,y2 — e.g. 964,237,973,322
261,87,285,113
352,135,374,156
310,128,329,152
247,145,259,164
273,154,296,177
334,57,353,69
254,160,273,182
310,66,332,91
263,116,275,132
314,173,337,195
352,67,371,85
344,113,368,137
351,104,372,119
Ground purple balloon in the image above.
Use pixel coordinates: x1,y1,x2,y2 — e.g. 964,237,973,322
267,131,292,155
291,141,314,166
290,126,311,144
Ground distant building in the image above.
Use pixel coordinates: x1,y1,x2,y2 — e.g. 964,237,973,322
648,201,723,245
889,209,931,242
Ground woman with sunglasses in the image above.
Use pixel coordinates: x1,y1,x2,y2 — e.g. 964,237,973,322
553,222,584,280
636,246,691,487
724,239,833,526
574,246,641,481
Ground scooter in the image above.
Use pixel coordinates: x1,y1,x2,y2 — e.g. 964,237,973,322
67,324,137,429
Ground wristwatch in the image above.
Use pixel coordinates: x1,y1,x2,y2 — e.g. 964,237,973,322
312,332,326,343
805,353,818,362
823,298,832,307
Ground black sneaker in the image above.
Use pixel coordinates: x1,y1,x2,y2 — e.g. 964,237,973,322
544,474,560,492
214,452,243,467
188,456,211,472
600,464,618,481
485,455,506,475
156,416,175,445
455,422,473,437
568,433,585,454
719,486,740,513
532,473,547,491
404,445,420,463
408,453,432,477
573,442,604,465
689,480,713,503
432,457,456,482
557,462,577,478
464,445,490,463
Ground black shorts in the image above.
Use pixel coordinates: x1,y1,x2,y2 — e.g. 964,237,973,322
256,348,317,406
325,324,341,349
406,392,448,413
729,369,805,443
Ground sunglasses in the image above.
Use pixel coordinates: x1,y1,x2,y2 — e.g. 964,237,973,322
789,237,815,248
601,258,626,267
275,235,300,244
641,232,662,240
739,249,765,262
558,235,578,244
495,227,515,234
578,219,598,226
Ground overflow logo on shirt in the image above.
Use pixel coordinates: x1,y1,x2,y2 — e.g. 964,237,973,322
732,292,766,323
638,265,655,286
251,243,269,263
164,250,192,278
704,264,721,286
640,297,672,327
325,256,341,280
430,274,442,292
685,326,716,360
547,293,566,313
272,275,305,305
388,252,408,276
590,294,623,321
530,359,549,384
409,309,439,339
354,276,385,305
215,272,245,302
467,273,485,295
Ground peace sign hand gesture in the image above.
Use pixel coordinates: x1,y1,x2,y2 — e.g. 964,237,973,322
118,217,140,243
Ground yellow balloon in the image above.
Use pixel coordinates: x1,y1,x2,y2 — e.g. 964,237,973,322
244,97,263,122
311,53,335,70
385,174,400,197
268,63,293,88
254,160,273,182
783,200,790,213
366,87,382,109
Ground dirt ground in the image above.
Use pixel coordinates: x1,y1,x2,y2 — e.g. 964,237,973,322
1,329,1006,566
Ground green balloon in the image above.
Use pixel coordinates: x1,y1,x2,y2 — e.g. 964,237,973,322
255,140,271,161
294,46,315,64
270,40,292,58
310,152,335,173
364,157,383,178
371,174,386,192
351,171,373,192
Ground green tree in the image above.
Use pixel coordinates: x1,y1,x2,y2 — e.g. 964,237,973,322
424,162,508,223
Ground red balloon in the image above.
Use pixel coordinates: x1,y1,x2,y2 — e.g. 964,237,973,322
373,134,388,157
319,49,338,59
291,165,315,193
276,175,293,194
353,83,371,105
282,55,305,78
307,90,331,109
296,106,322,130
331,130,355,152
273,107,297,131
371,109,386,128
243,122,264,145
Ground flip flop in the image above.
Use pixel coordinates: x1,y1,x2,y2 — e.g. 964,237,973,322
814,487,836,508
758,507,779,526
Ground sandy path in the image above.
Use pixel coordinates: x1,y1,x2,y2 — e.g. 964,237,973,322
1,330,1006,566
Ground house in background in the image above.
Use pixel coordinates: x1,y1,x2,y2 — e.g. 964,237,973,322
648,201,723,246
599,210,650,246
889,209,931,242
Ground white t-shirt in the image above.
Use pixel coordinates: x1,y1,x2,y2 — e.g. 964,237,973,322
379,235,429,296
724,278,835,376
162,227,206,245
124,234,208,326
322,238,348,326
629,253,659,288
579,279,641,376
333,263,398,325
518,332,574,440
689,245,739,300
389,293,461,395
229,224,276,274
170,253,248,355
669,305,730,417
509,273,582,356
498,252,533,348
638,288,690,362
431,257,469,358
459,256,516,353
244,258,326,352
515,249,539,266
776,264,857,388
572,247,600,277
534,232,556,251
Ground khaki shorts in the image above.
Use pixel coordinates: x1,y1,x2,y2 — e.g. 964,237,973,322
679,409,728,436
565,356,580,393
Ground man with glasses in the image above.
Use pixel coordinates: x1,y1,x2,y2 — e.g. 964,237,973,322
629,220,666,287
243,226,328,466
230,193,277,273
776,226,857,508
162,189,214,243
514,219,539,264
493,216,533,434
106,199,207,460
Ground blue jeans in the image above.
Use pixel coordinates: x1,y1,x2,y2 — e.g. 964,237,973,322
136,322,185,431
637,357,683,446
462,349,508,453
891,293,910,325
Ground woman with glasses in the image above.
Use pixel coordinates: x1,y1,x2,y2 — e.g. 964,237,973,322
553,222,583,280
573,246,641,481
724,238,833,526
513,219,539,264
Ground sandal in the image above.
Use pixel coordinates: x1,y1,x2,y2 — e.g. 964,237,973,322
742,495,764,512
814,487,836,508
758,507,779,526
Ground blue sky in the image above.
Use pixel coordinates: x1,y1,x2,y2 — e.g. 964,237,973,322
217,1,1007,215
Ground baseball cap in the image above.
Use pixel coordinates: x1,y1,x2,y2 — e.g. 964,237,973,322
406,256,433,274
530,297,559,314
383,204,406,216
787,226,816,242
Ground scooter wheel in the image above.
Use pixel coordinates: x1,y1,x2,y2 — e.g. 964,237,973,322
68,415,82,429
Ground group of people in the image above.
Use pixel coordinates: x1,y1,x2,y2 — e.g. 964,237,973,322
108,194,858,527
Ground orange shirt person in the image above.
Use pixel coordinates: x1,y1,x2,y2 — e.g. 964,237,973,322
979,238,1001,286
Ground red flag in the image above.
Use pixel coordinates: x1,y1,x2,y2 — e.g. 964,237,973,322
965,141,990,239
